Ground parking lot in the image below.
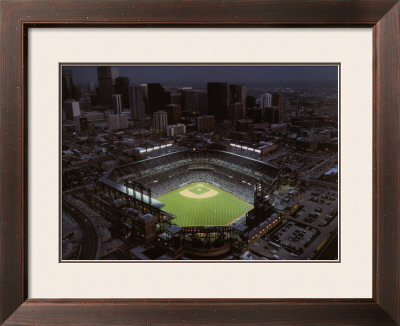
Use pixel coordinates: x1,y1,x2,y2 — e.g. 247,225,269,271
249,184,339,260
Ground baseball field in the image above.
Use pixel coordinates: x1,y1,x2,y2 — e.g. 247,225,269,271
157,182,253,227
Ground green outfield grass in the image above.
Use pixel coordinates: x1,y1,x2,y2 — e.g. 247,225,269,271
157,182,253,227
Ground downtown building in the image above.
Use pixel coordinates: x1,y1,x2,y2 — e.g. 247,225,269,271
114,77,130,109
180,87,199,113
197,91,208,115
153,111,168,131
147,83,165,116
229,84,246,108
207,82,228,120
167,123,186,137
229,102,246,122
165,104,182,124
197,115,215,131
97,66,114,108
129,84,148,121
63,100,81,121
62,69,78,101
108,114,128,130
112,94,123,115
260,92,282,124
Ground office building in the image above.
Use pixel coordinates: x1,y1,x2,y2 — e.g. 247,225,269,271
207,82,228,120
166,104,182,124
112,94,123,115
272,92,283,108
258,142,278,156
167,123,186,137
197,91,208,115
260,93,272,109
169,91,182,105
84,111,104,122
74,116,88,133
153,111,168,131
62,69,77,101
180,87,198,113
230,102,246,122
108,114,128,130
114,77,130,109
88,82,96,93
261,93,281,123
236,119,254,133
147,83,165,115
246,95,256,108
63,100,80,120
229,85,246,107
129,84,148,121
97,66,113,108
264,107,280,124
197,115,215,131
246,107,263,121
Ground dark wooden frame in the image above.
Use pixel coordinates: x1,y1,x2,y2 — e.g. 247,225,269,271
1,1,399,325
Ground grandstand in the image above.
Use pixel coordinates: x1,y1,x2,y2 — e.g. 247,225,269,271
108,150,281,204
94,150,298,259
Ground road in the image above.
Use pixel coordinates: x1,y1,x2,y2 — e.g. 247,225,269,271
63,199,99,260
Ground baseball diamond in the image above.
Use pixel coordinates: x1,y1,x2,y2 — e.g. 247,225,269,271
157,182,253,226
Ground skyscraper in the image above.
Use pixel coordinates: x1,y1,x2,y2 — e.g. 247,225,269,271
88,82,95,93
167,123,186,137
108,114,128,130
165,104,182,124
229,102,246,122
63,100,80,120
112,94,123,115
272,92,283,108
97,66,113,108
62,69,77,101
169,91,182,105
129,84,148,121
197,115,215,131
246,95,256,108
147,83,165,115
114,77,130,109
229,85,246,108
207,82,228,120
153,111,168,131
197,91,208,115
260,93,272,109
180,87,198,113
264,107,280,124
264,92,283,124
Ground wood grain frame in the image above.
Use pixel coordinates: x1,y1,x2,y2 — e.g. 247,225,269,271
1,1,399,325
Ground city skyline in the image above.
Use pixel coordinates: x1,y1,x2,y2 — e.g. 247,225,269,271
63,65,339,89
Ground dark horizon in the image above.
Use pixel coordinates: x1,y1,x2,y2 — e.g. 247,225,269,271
63,65,339,89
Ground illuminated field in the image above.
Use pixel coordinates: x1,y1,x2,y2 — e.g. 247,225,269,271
157,182,252,227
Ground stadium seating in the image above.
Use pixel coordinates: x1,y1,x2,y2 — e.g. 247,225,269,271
108,150,280,203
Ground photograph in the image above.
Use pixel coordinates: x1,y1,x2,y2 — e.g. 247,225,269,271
61,64,339,261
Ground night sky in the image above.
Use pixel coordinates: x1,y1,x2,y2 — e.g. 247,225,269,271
64,65,338,89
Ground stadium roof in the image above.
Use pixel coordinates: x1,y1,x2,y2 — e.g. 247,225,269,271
110,149,280,176
325,167,338,175
140,214,156,223
99,170,165,209
167,225,182,234
233,223,248,232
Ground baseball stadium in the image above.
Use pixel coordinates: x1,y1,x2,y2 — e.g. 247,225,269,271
88,150,299,259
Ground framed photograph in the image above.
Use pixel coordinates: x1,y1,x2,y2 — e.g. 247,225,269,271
60,64,340,263
1,1,399,325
